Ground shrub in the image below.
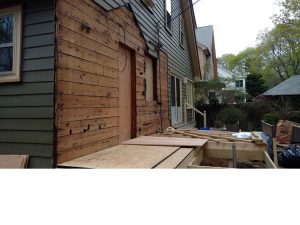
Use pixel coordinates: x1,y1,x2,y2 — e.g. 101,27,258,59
262,113,280,125
220,107,246,124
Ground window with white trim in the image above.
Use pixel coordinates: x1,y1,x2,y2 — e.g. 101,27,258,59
165,0,172,33
179,16,184,47
0,5,22,83
235,80,243,88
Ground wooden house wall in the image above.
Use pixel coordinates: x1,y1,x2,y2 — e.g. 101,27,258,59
197,48,207,79
0,0,55,168
55,0,169,163
96,0,195,124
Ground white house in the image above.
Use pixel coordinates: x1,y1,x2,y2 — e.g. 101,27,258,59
217,65,247,103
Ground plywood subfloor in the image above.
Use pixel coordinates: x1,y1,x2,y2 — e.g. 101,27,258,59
155,148,194,169
122,136,208,147
59,145,182,169
0,155,29,168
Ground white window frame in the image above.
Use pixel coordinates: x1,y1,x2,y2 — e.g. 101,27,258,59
165,0,172,33
179,16,184,47
186,80,194,109
0,5,22,83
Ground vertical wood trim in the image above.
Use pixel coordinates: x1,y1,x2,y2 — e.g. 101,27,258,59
131,49,137,139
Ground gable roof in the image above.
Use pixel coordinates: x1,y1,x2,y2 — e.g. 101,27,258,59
195,25,214,54
263,75,300,96
217,65,245,79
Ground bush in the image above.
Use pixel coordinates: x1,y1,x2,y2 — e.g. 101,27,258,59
220,107,246,124
262,113,280,125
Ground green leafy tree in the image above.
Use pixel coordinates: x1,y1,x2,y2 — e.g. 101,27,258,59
246,73,267,98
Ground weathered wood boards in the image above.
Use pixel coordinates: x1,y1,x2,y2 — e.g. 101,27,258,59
155,148,194,169
59,145,181,168
122,136,208,147
55,0,170,163
0,155,29,168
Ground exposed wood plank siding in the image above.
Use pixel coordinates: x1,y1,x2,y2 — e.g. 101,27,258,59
56,0,169,163
0,0,55,168
94,0,195,125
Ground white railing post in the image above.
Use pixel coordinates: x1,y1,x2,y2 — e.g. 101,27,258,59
204,110,207,128
185,102,207,129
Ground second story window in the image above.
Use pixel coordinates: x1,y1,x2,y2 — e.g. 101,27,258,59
165,0,172,33
235,80,244,88
179,16,184,47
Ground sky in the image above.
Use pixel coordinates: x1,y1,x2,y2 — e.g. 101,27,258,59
193,0,281,57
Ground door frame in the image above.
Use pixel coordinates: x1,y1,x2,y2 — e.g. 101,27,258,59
170,74,183,126
119,43,136,140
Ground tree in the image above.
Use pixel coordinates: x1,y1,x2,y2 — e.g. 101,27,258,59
258,23,300,81
246,73,267,98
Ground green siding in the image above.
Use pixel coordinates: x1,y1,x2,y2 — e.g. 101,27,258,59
0,0,55,168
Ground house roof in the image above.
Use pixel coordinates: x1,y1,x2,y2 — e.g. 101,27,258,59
195,25,214,54
217,65,245,79
263,75,300,96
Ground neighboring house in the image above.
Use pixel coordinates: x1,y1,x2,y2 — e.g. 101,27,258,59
195,25,217,80
0,0,200,167
217,65,247,103
262,75,300,97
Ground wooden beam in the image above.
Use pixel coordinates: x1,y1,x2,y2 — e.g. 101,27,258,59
122,136,208,147
264,151,277,169
273,138,278,166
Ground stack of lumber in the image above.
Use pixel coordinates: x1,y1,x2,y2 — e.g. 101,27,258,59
58,136,208,169
0,155,29,168
165,128,265,145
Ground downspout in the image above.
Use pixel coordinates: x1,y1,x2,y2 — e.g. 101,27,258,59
156,22,163,132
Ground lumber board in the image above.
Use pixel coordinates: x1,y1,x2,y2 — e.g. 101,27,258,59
204,148,265,161
58,145,180,168
188,165,225,169
205,141,267,152
190,148,204,166
122,136,208,147
155,148,194,169
264,151,277,169
176,147,202,168
0,155,29,168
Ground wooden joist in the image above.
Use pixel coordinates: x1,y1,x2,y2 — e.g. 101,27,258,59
122,136,208,147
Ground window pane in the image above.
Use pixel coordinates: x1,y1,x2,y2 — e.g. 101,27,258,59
0,47,13,72
0,14,14,44
176,78,181,107
171,76,176,106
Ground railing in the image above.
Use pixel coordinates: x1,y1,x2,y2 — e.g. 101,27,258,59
185,102,207,128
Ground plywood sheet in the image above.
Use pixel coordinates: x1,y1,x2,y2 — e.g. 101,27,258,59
122,136,208,147
0,155,29,168
58,145,180,169
155,148,194,169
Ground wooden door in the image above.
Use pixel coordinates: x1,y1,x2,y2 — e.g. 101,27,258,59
119,45,133,142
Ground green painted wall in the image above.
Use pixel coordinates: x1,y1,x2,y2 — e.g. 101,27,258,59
0,0,55,168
